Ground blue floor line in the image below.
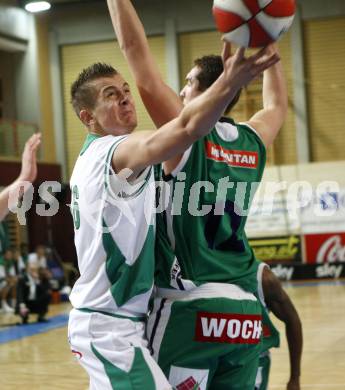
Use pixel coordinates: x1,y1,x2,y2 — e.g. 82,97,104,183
0,313,69,344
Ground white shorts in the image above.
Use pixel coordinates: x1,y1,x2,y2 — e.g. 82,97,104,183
68,309,171,390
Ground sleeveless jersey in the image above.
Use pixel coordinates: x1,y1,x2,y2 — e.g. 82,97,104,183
257,262,280,353
155,117,266,293
69,134,156,318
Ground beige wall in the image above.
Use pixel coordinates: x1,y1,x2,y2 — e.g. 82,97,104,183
304,17,345,162
35,14,56,163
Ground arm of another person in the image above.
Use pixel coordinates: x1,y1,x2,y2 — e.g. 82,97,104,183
107,0,186,174
107,0,183,128
113,48,280,176
0,133,41,222
262,266,303,390
246,44,288,147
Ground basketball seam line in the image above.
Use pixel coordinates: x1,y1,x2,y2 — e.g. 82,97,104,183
221,3,275,38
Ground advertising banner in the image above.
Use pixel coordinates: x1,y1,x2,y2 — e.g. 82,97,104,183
270,262,345,281
304,232,345,264
249,235,302,263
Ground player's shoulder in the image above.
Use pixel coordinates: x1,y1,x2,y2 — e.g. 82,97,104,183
211,117,264,144
81,134,125,156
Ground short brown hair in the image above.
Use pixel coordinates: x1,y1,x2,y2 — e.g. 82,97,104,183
194,55,242,114
71,63,118,115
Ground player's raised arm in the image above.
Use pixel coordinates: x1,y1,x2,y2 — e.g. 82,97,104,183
0,133,41,221
246,43,288,147
113,46,280,176
262,267,303,390
107,0,182,127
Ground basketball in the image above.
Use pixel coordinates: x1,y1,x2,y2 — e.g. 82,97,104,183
213,0,296,47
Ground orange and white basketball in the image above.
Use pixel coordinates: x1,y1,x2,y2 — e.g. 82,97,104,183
213,0,296,47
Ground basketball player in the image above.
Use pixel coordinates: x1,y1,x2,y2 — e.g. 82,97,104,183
0,133,41,222
108,0,287,388
67,39,278,390
256,263,302,390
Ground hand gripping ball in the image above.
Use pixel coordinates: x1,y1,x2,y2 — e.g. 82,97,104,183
213,0,296,47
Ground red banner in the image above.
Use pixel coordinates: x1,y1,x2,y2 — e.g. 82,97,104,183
304,232,345,264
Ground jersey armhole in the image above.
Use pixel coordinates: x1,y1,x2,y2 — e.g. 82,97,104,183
239,122,266,150
257,262,269,308
104,137,152,200
164,145,193,178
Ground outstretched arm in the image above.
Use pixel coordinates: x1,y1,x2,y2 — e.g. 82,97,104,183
107,0,182,128
0,133,41,221
246,44,288,147
113,47,280,176
262,267,302,390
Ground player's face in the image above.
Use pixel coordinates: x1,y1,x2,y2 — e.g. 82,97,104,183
180,66,203,105
91,74,137,135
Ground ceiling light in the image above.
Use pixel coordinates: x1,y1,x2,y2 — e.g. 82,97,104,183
25,1,51,13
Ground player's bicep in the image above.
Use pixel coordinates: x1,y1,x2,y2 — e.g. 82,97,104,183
247,107,286,147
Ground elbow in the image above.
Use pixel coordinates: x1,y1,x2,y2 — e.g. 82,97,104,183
181,118,201,143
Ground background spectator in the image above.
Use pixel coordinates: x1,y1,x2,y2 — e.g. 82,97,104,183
16,263,51,324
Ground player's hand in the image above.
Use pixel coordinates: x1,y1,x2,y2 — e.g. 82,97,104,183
287,378,300,390
222,46,280,90
18,133,41,183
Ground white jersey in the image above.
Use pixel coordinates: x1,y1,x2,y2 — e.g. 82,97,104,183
69,134,156,319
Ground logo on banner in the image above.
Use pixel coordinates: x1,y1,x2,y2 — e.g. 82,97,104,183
250,235,301,263
316,264,343,278
205,141,258,169
304,232,345,263
195,312,262,344
271,264,294,281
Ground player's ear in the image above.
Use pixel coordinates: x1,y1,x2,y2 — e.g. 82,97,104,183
79,109,94,127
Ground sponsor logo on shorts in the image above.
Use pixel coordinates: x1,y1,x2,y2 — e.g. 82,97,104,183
205,141,259,169
176,376,200,390
195,312,262,344
169,366,208,390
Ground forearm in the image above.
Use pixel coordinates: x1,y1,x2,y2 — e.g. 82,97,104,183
107,0,151,74
262,45,288,113
285,318,303,381
115,74,237,173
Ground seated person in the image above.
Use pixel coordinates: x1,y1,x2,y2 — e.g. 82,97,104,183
16,263,51,323
15,244,29,274
28,245,48,269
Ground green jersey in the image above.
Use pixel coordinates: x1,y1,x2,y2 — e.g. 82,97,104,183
155,117,266,293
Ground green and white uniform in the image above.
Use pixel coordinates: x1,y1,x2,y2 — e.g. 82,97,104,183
68,134,170,390
255,262,280,390
148,118,266,389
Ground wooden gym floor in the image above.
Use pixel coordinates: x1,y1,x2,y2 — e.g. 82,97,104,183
0,280,344,390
